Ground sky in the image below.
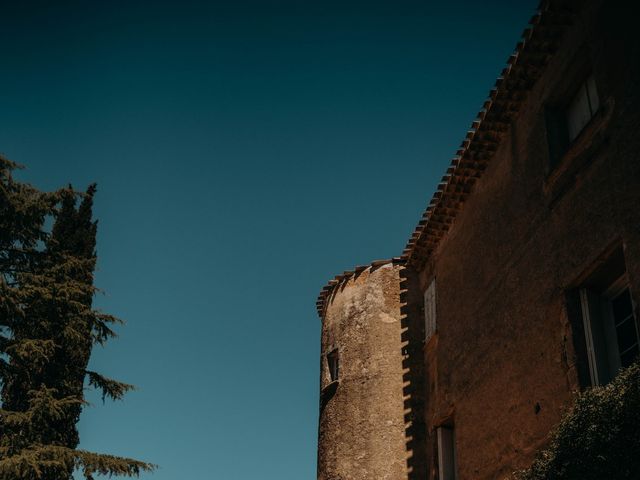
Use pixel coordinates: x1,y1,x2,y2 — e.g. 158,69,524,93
0,1,535,478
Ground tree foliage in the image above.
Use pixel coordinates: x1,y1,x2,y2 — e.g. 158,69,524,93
0,157,154,479
515,360,640,480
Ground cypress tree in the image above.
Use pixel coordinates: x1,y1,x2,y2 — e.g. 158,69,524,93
0,157,154,479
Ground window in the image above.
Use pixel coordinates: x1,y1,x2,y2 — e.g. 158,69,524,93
424,279,437,342
566,75,600,142
436,425,457,480
546,74,600,167
327,349,339,382
580,281,639,386
577,249,639,386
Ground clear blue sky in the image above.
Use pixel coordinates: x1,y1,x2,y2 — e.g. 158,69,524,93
0,1,534,478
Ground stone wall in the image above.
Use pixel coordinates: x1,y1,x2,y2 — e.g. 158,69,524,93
414,1,640,478
315,1,640,479
317,263,408,480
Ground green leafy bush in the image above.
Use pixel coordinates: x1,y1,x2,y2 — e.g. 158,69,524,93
515,360,640,480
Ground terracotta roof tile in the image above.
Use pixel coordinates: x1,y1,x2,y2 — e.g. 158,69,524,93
316,0,579,319
402,0,578,269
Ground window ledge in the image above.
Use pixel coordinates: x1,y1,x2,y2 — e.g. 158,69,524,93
321,380,339,395
545,96,615,206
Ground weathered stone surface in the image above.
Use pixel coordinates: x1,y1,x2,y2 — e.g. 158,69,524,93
318,263,408,480
315,1,640,479
415,1,640,478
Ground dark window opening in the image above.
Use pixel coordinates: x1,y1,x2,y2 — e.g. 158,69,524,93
327,349,339,382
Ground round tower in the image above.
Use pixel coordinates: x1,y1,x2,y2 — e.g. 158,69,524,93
316,260,408,480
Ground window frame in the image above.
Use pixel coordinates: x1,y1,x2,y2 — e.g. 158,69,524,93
603,281,639,369
579,275,639,386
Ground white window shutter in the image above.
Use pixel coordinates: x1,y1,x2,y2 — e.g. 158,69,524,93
424,279,436,341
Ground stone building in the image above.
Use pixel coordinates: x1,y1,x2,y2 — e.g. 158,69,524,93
315,0,640,479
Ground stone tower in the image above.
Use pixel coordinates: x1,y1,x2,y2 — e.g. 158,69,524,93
316,260,408,480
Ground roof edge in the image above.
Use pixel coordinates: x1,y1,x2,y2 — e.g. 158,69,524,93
315,257,405,319
401,0,578,267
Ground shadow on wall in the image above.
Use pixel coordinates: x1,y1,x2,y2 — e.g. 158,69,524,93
319,381,338,416
400,265,428,480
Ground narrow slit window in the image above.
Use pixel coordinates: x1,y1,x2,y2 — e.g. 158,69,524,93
327,349,339,382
